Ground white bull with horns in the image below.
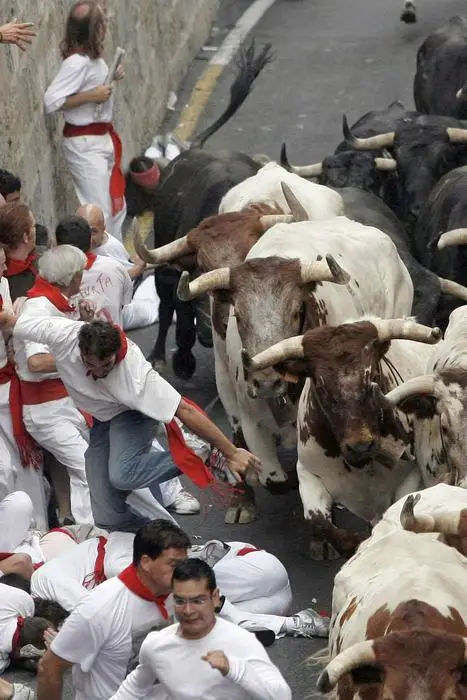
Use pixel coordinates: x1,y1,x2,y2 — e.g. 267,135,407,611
177,184,415,525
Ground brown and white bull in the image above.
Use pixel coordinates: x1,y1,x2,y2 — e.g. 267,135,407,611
319,527,467,700
382,304,467,489
178,186,414,524
246,318,440,558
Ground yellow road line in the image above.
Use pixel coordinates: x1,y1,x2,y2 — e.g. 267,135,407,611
172,63,224,143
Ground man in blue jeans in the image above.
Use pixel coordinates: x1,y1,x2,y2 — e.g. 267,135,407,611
3,311,260,532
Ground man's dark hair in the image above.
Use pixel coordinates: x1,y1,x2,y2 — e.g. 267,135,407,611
61,1,105,60
78,320,122,360
33,599,69,627
55,215,92,252
133,519,191,566
17,617,54,650
172,558,217,593
0,169,21,197
1,573,31,593
129,156,155,174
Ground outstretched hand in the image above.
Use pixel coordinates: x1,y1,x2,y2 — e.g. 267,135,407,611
225,447,261,483
0,20,36,51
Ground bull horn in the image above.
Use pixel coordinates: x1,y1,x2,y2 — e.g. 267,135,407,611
317,641,377,692
280,143,323,177
447,127,467,144
400,493,467,536
437,229,467,249
301,254,351,285
260,214,294,231
374,157,397,171
247,335,305,372
438,277,467,302
280,182,309,221
343,114,395,150
177,268,230,301
134,231,191,265
383,375,436,406
370,319,442,344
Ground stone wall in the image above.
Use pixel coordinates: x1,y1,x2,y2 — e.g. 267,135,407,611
0,0,219,229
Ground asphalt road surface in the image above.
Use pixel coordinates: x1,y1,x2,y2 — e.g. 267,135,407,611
7,0,467,697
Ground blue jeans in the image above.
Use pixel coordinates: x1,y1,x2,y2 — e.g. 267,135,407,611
85,410,180,532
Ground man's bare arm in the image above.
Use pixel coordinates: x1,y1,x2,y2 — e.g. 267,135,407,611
27,353,57,373
37,650,72,700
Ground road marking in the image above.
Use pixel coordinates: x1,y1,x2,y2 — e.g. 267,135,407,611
173,0,278,142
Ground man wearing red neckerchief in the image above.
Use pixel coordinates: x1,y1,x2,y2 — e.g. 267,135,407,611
0,203,37,302
1,305,261,533
37,520,190,700
13,245,94,526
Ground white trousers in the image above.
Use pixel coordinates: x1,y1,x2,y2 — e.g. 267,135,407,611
23,397,93,525
0,491,33,551
0,383,47,530
63,134,126,241
122,277,159,331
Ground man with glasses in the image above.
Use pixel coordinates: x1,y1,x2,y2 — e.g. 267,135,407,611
108,558,292,700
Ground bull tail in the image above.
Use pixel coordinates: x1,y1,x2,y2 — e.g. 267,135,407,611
190,39,274,149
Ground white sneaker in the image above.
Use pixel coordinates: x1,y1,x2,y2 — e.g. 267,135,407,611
287,608,330,638
167,489,200,515
12,683,35,699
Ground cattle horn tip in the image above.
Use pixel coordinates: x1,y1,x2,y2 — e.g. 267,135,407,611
326,254,351,284
316,670,332,693
176,271,191,301
342,114,352,142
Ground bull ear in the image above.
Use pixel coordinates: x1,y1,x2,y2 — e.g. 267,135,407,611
398,394,438,419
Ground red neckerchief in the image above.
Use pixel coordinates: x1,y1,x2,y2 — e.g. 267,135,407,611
5,254,36,277
11,616,25,651
118,564,169,619
26,276,75,313
85,252,97,270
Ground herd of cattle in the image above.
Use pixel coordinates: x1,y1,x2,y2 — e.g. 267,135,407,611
126,15,467,700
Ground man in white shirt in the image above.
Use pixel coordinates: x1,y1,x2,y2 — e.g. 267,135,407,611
14,244,94,525
36,520,191,700
0,491,35,580
0,309,260,532
108,557,292,700
76,204,161,332
55,215,133,327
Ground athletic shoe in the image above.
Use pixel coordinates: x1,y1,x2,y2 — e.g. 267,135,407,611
189,539,230,566
167,489,200,515
12,684,35,700
287,608,330,638
17,644,45,659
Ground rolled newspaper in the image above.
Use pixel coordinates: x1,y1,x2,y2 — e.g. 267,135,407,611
94,46,125,120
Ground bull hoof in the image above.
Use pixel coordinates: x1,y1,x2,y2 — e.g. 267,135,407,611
309,539,341,561
400,6,417,23
265,479,291,495
224,503,256,524
172,350,196,380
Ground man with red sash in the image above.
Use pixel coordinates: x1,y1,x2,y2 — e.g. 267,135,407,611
13,244,94,525
55,215,133,327
36,520,189,700
44,1,126,241
1,299,260,532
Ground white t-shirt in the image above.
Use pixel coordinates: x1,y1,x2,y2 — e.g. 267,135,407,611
13,316,181,423
51,576,171,700
44,54,113,125
14,295,78,383
72,256,133,327
109,617,291,700
94,233,132,269
0,583,35,673
31,532,135,611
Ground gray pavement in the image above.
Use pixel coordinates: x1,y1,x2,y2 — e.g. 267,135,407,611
6,0,467,697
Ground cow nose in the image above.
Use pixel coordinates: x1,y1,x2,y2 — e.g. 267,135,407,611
345,440,375,457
